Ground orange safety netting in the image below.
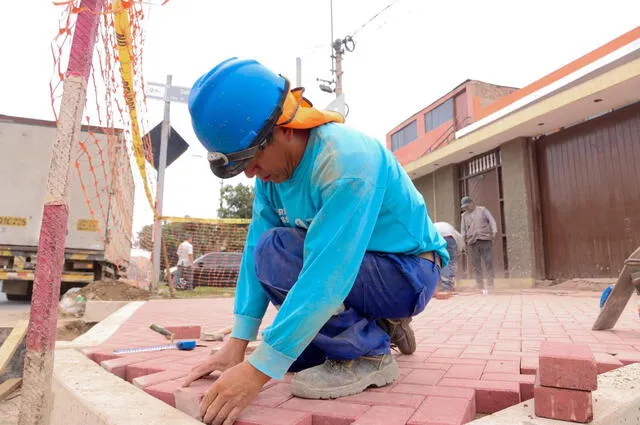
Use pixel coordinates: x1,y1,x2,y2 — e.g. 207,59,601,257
49,1,251,291
49,0,160,281
134,217,250,289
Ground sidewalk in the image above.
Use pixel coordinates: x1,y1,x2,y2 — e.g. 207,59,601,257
84,291,640,425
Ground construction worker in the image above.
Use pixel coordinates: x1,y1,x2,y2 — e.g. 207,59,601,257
182,58,448,425
175,236,194,290
460,196,498,292
434,221,464,292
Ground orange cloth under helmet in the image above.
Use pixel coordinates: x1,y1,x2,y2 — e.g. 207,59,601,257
276,87,345,129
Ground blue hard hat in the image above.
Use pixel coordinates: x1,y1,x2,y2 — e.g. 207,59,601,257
188,57,290,178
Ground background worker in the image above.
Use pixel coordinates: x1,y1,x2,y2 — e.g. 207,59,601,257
460,196,498,292
434,221,464,292
175,236,194,290
181,58,449,425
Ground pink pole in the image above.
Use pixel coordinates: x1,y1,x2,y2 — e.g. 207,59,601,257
19,1,104,424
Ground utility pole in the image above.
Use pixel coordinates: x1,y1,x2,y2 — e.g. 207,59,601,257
296,57,302,87
150,74,171,291
332,40,344,96
219,179,224,213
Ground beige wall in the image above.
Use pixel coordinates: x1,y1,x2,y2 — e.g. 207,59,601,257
414,165,459,226
500,138,540,279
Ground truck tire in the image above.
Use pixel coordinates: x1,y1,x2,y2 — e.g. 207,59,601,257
6,293,31,302
2,280,33,302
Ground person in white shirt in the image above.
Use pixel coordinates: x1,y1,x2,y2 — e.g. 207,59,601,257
176,237,194,290
434,222,465,292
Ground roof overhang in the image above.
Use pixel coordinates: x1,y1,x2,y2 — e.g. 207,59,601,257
404,38,640,179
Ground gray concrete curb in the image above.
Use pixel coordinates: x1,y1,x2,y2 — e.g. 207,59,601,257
468,363,640,424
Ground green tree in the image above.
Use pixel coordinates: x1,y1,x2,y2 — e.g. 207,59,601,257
218,182,254,218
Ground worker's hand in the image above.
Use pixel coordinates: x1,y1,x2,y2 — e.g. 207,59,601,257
199,360,270,425
182,337,247,387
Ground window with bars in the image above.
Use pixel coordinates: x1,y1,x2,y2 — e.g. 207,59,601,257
460,150,501,178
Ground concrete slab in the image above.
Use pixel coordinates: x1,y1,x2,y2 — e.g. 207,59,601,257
467,362,640,424
82,300,130,323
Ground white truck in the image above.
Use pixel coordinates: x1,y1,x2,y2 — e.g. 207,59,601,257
0,114,134,301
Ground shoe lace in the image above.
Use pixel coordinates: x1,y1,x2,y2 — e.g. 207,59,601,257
326,359,353,372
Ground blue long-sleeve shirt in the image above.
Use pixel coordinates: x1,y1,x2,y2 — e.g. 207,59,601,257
232,123,449,379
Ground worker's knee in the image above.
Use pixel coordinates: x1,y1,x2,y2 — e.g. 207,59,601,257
255,227,306,260
254,227,306,293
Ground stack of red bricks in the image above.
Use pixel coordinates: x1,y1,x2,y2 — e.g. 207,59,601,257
534,341,597,423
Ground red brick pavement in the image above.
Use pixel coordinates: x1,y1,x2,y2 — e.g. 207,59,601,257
83,292,640,424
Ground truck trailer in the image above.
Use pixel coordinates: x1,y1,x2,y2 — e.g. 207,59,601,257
0,114,134,301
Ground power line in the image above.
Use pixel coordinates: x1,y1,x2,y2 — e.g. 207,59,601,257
349,0,401,37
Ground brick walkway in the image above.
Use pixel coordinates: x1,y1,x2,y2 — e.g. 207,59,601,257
83,291,640,424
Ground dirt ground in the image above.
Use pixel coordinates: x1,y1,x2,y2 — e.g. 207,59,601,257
77,279,151,301
537,278,615,292
55,319,97,341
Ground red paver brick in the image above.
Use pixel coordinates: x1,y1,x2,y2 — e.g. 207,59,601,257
235,406,312,425
539,342,597,391
280,398,370,425
406,362,451,371
408,395,475,425
520,356,539,375
252,383,294,408
462,345,493,355
430,348,464,358
428,357,486,366
174,378,214,418
534,375,593,423
144,378,184,407
482,373,535,401
402,369,446,385
493,341,521,351
132,369,187,389
397,353,430,363
593,352,624,374
125,360,165,382
392,384,475,400
83,348,119,364
162,325,202,339
439,378,520,414
613,351,640,365
444,364,485,379
483,360,520,374
100,353,165,379
352,406,414,425
340,391,424,408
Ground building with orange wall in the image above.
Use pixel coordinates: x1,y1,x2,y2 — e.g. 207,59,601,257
387,26,640,286
387,80,517,165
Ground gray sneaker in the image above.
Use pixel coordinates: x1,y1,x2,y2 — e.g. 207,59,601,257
377,318,416,355
291,354,399,399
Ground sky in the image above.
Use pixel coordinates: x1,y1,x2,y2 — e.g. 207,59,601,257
1,0,639,244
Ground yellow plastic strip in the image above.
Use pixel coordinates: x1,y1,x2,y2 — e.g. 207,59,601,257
160,216,251,225
112,0,155,212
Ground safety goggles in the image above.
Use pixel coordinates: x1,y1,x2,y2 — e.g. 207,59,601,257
208,77,290,179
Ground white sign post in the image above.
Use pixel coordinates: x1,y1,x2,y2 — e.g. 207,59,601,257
145,77,191,290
